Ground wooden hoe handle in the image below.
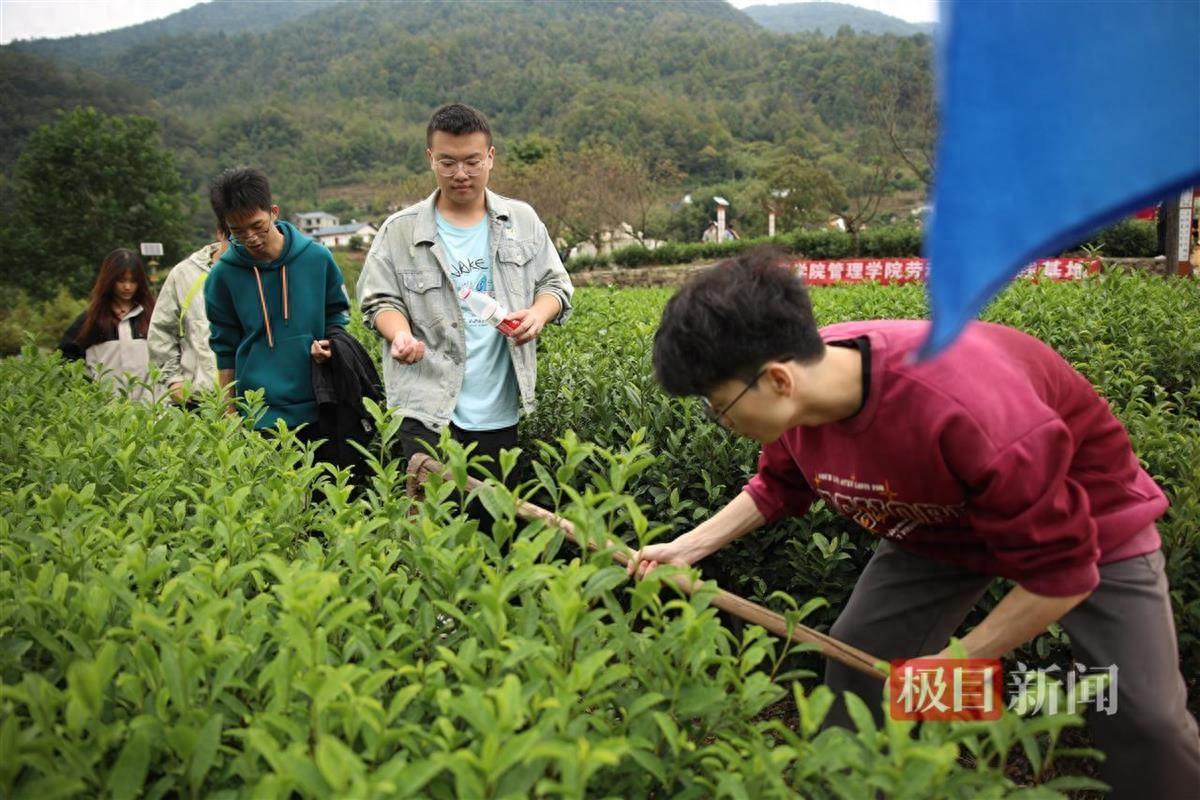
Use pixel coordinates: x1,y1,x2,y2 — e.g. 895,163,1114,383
406,453,886,680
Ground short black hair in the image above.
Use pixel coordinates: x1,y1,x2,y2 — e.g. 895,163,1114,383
652,248,825,396
209,167,272,222
426,103,492,148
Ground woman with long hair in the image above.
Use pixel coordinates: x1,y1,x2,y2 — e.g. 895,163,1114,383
59,248,157,399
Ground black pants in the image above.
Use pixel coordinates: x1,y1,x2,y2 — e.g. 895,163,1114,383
398,418,518,481
262,423,340,512
399,419,521,541
293,422,340,467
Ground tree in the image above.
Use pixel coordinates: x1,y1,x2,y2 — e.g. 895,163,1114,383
552,146,628,253
623,157,683,246
496,155,576,246
868,40,937,191
755,157,845,233
821,144,894,254
504,133,558,167
498,144,674,251
657,186,751,243
0,107,192,299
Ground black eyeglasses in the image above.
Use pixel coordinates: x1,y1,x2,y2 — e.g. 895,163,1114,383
700,366,770,425
228,214,274,246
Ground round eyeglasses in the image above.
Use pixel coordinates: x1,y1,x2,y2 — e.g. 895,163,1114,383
433,155,490,177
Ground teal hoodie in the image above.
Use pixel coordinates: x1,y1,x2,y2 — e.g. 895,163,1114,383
205,220,350,429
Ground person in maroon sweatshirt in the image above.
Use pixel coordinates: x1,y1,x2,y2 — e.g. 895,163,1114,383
628,249,1199,798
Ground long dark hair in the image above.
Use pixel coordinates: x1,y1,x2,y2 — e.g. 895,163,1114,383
76,249,155,347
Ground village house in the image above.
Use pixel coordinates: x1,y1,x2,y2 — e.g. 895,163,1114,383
290,211,340,235
311,220,379,249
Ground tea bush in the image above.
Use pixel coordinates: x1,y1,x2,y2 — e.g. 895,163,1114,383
1084,219,1158,258
568,223,927,272
563,252,610,273
857,225,924,259
597,239,756,271
0,352,1092,796
606,245,656,268
569,219,1165,274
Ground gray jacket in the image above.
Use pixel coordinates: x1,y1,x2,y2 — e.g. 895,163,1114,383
357,189,573,429
147,243,219,393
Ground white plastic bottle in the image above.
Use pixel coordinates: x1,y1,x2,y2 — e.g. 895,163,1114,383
458,286,520,336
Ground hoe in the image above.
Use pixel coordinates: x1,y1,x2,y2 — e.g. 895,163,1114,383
407,453,885,680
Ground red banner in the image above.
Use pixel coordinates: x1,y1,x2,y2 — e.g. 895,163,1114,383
791,258,1101,286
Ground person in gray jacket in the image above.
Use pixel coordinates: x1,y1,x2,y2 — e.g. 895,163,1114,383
147,226,229,404
357,103,573,470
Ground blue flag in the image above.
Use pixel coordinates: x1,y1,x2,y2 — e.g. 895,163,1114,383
923,0,1200,357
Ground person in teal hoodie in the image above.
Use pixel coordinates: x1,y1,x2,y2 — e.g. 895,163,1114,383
204,167,350,431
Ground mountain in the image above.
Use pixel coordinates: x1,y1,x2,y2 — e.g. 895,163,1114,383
0,49,156,168
1,0,933,221
741,2,935,36
9,0,341,68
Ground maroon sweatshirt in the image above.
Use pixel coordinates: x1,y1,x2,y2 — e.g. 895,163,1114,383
744,320,1165,597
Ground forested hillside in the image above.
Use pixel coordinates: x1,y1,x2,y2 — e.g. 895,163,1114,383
1,0,934,268
0,49,154,168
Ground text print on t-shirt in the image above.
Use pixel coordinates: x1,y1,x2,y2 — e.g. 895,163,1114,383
812,472,966,541
449,257,486,279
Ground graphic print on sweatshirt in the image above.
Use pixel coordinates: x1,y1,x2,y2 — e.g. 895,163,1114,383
811,471,966,541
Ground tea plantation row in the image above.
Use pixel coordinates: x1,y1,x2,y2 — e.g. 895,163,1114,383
1,268,1194,797
563,218,1160,272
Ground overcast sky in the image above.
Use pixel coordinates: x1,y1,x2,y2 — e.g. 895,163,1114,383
727,0,936,21
0,0,939,45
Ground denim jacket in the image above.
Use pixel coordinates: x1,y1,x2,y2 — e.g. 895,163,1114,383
357,189,574,429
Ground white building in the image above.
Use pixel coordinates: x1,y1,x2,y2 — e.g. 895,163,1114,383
570,222,662,258
312,221,378,249
291,211,339,235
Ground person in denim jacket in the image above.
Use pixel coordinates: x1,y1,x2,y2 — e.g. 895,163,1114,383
357,103,573,470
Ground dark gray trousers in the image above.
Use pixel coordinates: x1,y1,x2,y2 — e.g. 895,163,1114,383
823,541,1200,799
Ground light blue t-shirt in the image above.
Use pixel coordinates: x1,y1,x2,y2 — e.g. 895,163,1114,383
435,211,519,430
